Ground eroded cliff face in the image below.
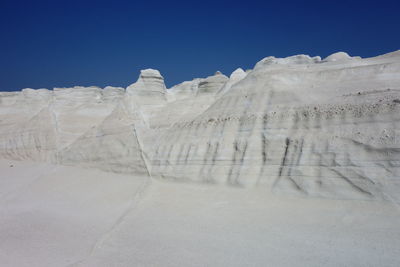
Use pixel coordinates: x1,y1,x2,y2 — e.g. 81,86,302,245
1,51,400,201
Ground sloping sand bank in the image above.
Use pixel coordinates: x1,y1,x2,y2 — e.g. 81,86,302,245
1,159,400,266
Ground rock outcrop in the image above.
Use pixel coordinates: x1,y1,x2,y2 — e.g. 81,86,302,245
217,68,247,95
197,71,229,95
126,69,166,101
1,51,400,201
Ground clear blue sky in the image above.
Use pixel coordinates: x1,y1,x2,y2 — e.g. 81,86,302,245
0,0,399,91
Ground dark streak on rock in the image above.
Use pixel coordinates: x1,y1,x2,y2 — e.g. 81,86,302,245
199,142,212,178
295,139,304,166
330,168,373,196
278,138,290,178
261,133,267,164
206,142,220,183
211,142,220,165
184,145,192,165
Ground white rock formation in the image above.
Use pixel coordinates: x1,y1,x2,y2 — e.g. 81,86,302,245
167,79,200,101
217,68,247,95
323,51,361,62
197,71,229,95
1,51,400,201
126,69,166,101
254,54,322,70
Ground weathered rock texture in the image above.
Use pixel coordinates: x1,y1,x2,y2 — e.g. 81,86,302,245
1,51,400,201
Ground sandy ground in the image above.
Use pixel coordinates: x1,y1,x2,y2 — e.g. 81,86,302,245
1,159,400,267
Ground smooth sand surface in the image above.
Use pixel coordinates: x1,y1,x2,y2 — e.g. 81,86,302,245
1,159,400,266
0,159,147,266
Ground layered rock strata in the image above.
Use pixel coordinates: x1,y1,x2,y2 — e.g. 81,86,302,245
1,51,400,201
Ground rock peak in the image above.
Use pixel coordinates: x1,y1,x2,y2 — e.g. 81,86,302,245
323,52,357,62
140,69,163,78
126,69,166,103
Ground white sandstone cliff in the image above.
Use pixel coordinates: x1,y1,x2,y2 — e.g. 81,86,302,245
1,51,400,202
